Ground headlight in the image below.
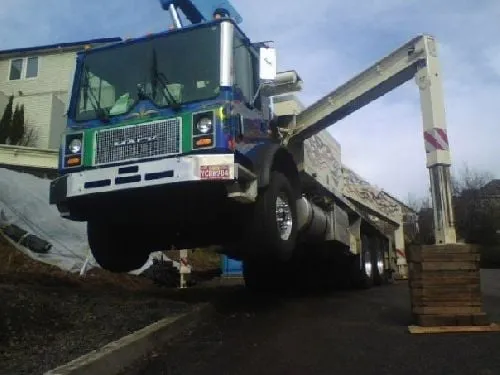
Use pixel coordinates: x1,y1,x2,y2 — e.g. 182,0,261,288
196,117,213,134
68,138,82,154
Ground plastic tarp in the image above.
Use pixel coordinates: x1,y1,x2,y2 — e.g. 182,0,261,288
0,168,178,274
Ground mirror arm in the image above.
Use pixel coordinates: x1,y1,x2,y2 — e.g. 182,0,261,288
250,81,264,108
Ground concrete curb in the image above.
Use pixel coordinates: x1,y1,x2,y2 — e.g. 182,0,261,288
44,303,214,375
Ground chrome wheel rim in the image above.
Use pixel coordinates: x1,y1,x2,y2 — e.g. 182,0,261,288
364,249,373,278
377,251,384,276
276,193,293,240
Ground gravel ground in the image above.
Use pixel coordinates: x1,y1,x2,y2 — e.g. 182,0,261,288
0,283,192,375
0,235,214,375
121,270,500,375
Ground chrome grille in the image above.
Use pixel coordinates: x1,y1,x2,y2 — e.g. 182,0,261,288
94,118,181,165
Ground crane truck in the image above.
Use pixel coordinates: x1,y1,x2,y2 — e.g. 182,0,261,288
49,0,456,291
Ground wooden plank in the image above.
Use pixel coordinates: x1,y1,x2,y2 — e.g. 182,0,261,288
411,290,481,298
408,323,500,334
411,284,481,294
412,301,482,307
411,296,482,305
414,313,489,327
411,293,482,302
413,306,482,314
407,244,480,259
409,269,480,279
408,253,480,263
415,314,457,327
410,278,480,287
410,262,479,272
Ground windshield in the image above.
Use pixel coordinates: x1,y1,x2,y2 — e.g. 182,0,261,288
73,25,221,122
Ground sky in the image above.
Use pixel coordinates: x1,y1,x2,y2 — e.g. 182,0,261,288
0,0,499,203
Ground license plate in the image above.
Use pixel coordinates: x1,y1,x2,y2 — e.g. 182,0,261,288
200,165,231,180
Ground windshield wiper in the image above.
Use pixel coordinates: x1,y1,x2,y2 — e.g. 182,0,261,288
150,49,181,111
83,67,109,123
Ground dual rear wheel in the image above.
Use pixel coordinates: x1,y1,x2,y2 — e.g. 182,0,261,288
350,234,386,289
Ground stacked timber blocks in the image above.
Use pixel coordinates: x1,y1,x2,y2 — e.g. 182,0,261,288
408,244,489,327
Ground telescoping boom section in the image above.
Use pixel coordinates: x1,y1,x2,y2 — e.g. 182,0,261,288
289,34,456,245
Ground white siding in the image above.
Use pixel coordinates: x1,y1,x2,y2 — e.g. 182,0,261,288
49,95,67,149
0,50,78,149
0,91,7,111
0,51,77,97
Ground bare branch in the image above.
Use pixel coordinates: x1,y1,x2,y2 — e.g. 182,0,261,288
18,122,39,147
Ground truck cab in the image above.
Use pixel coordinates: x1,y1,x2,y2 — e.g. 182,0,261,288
49,17,304,273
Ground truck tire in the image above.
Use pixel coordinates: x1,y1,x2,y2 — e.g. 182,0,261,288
350,235,375,289
372,243,386,286
244,171,298,261
87,221,149,273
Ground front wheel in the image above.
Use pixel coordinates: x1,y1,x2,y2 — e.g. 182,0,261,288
243,171,298,261
87,221,149,273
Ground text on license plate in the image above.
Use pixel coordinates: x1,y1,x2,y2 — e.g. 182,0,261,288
200,165,231,180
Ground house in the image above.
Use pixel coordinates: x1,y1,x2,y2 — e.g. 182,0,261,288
0,37,121,150
480,179,500,201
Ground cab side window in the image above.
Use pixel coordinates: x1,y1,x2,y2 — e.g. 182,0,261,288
233,32,260,109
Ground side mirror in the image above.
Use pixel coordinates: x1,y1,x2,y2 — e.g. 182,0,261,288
259,47,277,81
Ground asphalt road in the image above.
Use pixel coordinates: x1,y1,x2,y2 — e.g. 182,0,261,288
121,270,500,375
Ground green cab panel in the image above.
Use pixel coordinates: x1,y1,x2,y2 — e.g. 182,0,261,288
79,112,194,167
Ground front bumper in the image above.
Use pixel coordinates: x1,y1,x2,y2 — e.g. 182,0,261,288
50,154,254,206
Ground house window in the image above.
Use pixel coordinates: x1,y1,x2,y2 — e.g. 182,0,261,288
26,57,39,78
9,59,23,80
9,56,39,80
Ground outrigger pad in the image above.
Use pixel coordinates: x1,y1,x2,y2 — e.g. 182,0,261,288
159,0,243,24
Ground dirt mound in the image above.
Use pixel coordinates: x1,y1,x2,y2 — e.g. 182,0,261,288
0,232,226,373
0,234,156,291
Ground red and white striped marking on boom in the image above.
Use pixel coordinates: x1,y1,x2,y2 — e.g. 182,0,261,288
424,128,449,153
395,248,406,259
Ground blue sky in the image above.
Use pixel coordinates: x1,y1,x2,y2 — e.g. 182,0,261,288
1,0,499,202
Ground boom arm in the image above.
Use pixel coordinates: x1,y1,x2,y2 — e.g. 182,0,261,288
159,0,243,27
290,34,456,245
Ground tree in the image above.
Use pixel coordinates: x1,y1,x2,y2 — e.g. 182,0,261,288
9,104,25,145
0,97,38,147
405,164,499,247
451,163,497,244
0,95,13,144
17,123,38,147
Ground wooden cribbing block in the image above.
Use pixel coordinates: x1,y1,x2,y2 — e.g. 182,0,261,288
407,244,489,327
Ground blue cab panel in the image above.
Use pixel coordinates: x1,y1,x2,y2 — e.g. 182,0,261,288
159,0,243,24
221,255,243,276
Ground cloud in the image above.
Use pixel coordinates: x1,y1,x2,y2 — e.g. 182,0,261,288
236,0,500,201
0,0,498,203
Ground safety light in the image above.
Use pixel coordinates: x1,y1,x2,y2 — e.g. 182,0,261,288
196,137,212,147
67,157,81,166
